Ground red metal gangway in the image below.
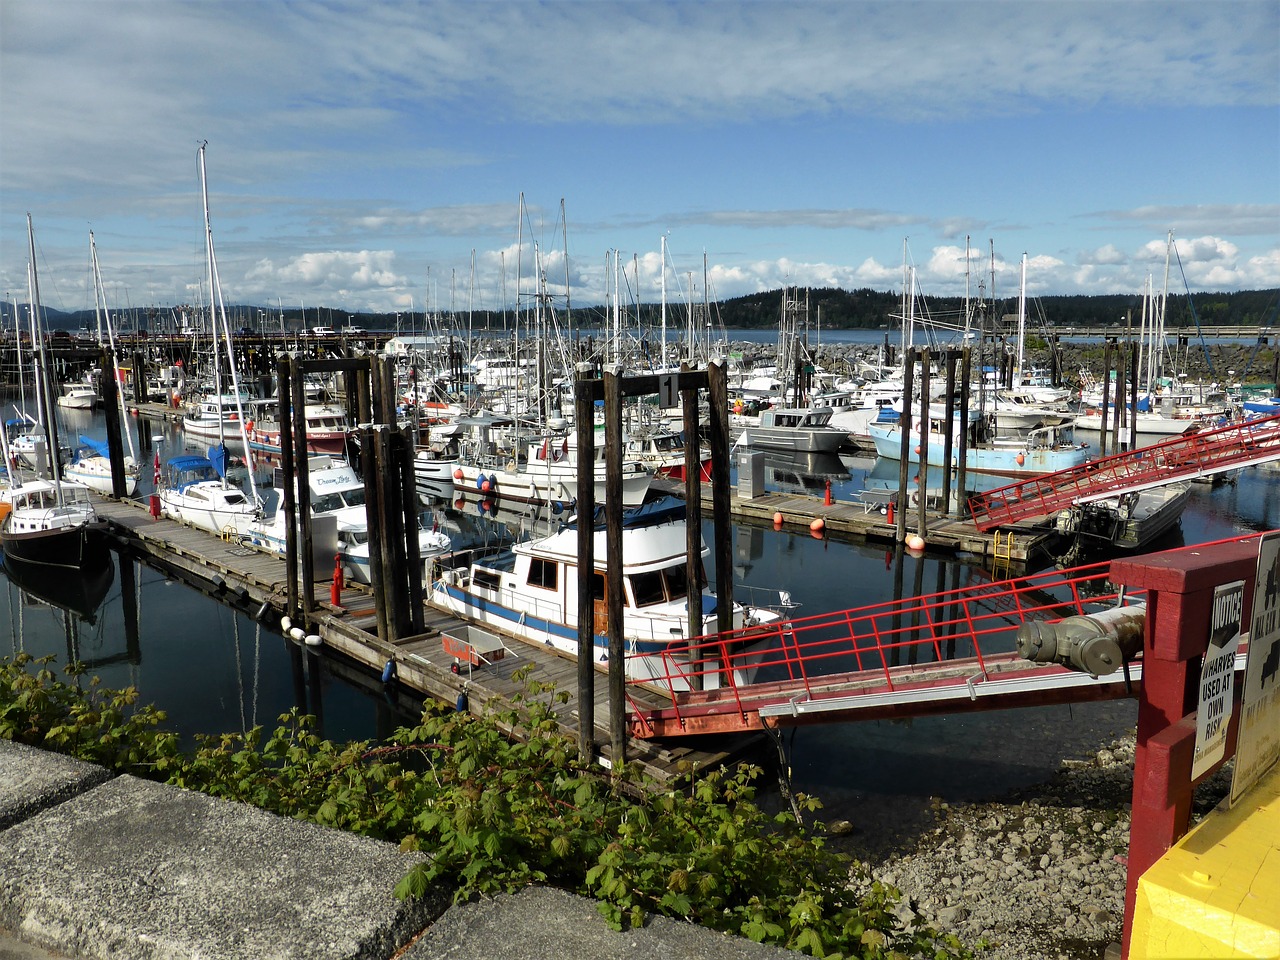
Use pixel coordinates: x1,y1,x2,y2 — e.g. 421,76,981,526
966,412,1280,532
624,533,1260,739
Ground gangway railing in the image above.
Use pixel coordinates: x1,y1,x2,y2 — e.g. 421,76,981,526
624,533,1262,739
967,412,1280,531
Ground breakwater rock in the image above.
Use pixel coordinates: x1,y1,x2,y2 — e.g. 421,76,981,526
845,733,1233,960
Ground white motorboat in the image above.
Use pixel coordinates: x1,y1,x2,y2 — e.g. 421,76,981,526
56,381,99,410
247,455,451,584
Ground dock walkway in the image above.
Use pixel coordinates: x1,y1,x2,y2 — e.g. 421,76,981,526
670,482,1053,564
93,498,760,781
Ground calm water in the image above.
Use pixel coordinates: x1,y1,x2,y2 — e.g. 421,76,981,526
3,401,1277,817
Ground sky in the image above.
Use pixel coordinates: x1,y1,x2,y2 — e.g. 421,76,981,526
1,0,1277,321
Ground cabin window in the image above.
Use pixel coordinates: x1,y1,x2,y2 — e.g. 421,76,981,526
225,492,247,505
630,571,667,607
473,568,500,590
663,563,695,598
590,571,606,601
527,557,558,591
312,493,344,513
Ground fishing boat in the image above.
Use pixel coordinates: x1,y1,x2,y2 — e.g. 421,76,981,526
158,447,260,537
625,426,712,482
244,401,350,456
417,414,652,509
247,455,451,584
182,393,247,442
867,405,1091,476
430,497,784,687
1054,481,1191,551
737,405,849,453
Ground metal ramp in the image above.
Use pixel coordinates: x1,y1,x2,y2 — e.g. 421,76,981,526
967,412,1280,532
623,533,1262,739
627,557,1130,738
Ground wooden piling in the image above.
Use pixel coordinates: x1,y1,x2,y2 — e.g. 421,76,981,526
573,363,597,762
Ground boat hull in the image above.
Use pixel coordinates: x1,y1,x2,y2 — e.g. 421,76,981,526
0,520,111,574
867,424,1090,476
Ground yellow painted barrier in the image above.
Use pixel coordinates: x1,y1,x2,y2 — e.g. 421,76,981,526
1129,764,1280,958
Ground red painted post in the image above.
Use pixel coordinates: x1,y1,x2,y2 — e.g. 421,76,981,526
330,553,345,607
824,479,832,506
1108,536,1261,958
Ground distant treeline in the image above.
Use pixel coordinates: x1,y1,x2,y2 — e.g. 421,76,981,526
18,285,1280,333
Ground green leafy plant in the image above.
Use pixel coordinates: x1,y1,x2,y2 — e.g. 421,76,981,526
0,656,976,959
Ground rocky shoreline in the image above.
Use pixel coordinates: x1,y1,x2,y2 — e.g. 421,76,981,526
838,732,1233,960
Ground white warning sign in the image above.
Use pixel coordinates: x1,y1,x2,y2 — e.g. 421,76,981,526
1191,579,1244,780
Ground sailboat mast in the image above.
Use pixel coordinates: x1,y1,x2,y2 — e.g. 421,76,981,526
91,231,137,463
660,234,668,369
198,141,259,501
26,215,63,491
1016,253,1027,379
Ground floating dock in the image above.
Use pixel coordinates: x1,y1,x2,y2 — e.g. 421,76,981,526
94,498,764,781
663,481,1055,565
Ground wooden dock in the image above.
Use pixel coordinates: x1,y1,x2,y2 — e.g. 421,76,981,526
662,481,1054,564
93,497,765,781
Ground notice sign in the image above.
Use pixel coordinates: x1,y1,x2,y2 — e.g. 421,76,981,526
1192,579,1245,780
1232,531,1280,805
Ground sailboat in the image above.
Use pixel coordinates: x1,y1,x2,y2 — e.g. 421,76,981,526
64,232,140,497
0,216,110,575
158,142,262,537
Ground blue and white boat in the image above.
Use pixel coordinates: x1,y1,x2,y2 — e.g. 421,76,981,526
868,404,1091,476
429,497,783,687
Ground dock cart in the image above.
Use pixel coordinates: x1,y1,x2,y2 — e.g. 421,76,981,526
441,625,514,676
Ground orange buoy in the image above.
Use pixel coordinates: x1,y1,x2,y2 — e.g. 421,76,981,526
906,533,926,551
453,468,464,481
1015,453,1025,465
773,511,784,526
809,517,825,533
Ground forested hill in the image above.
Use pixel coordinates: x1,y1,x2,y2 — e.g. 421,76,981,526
18,286,1278,333
703,287,1280,330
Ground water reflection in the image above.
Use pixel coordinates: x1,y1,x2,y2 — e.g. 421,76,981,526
0,545,420,749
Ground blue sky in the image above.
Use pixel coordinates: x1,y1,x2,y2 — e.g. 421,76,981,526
1,0,1276,318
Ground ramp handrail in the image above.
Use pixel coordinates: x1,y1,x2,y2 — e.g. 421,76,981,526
968,412,1280,531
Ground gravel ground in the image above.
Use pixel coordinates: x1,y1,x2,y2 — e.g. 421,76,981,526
833,732,1234,960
